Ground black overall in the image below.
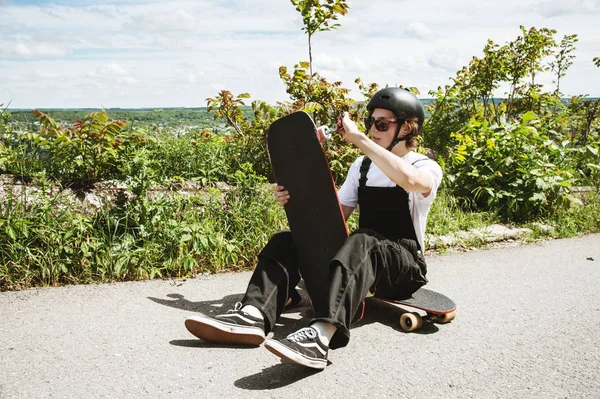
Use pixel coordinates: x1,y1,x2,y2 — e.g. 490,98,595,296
242,157,428,349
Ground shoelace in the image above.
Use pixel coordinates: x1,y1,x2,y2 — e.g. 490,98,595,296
286,327,317,342
228,302,243,313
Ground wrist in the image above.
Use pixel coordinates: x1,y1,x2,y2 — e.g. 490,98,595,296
353,133,371,149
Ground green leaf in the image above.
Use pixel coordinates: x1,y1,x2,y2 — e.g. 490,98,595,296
7,226,16,240
529,192,547,203
521,111,538,125
535,177,546,189
180,234,192,243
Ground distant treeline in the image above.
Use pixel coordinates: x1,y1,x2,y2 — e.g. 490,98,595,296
6,108,235,128
7,98,596,128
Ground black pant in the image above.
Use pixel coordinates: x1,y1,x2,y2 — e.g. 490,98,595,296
242,228,428,349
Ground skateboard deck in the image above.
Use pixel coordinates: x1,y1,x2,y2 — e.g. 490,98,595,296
267,111,348,274
372,288,456,332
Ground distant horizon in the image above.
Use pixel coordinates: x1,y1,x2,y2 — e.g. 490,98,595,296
1,0,599,108
6,97,600,112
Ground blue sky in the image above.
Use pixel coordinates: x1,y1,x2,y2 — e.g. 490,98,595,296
1,0,599,108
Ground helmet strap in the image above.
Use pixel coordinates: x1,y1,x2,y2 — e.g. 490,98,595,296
386,120,408,151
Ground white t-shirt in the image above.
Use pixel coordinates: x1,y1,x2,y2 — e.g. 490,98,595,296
337,152,443,251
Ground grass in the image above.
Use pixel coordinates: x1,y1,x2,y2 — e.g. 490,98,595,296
426,189,498,236
527,191,600,239
0,180,287,291
1,180,598,292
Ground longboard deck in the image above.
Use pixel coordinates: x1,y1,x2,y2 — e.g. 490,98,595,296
267,111,348,272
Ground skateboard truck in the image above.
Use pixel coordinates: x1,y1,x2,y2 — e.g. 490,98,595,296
321,126,333,141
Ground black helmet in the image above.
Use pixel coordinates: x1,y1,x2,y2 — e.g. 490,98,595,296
366,87,425,131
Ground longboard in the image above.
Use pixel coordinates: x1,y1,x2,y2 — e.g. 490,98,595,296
372,288,456,332
267,111,348,282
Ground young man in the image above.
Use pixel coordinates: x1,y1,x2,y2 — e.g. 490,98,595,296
185,88,443,370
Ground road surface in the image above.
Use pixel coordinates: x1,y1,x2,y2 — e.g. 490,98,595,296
1,235,599,398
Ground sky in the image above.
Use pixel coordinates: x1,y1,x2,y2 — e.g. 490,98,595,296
1,0,599,109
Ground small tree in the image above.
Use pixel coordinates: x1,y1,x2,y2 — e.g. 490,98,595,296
503,26,556,117
549,34,578,95
290,0,349,75
569,96,600,146
206,91,250,138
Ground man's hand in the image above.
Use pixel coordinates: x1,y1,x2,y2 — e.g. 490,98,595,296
338,112,366,146
316,126,330,145
273,185,290,206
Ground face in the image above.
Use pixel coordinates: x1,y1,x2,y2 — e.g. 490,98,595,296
368,108,407,148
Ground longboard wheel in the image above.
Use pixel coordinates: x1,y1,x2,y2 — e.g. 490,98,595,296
438,311,456,323
437,312,456,324
400,312,423,332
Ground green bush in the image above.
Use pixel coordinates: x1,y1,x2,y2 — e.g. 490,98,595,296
445,111,599,221
0,171,286,291
4,110,150,183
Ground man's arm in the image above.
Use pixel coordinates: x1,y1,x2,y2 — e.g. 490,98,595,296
341,205,354,221
340,114,433,197
355,137,433,197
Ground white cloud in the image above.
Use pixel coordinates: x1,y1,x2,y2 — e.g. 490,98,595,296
1,0,599,108
123,8,199,33
405,22,435,41
319,70,342,83
116,77,139,85
264,60,284,72
535,0,600,18
33,70,59,79
210,84,227,93
170,63,204,85
427,48,466,72
314,53,345,71
348,58,367,72
89,63,128,78
14,42,69,58
105,63,127,76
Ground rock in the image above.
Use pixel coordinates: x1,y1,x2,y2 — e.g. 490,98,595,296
0,174,235,216
426,224,532,250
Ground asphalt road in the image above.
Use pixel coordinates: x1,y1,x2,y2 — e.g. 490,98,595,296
1,235,599,398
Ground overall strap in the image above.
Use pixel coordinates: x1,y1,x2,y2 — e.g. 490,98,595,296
360,156,429,188
359,157,372,188
411,158,430,166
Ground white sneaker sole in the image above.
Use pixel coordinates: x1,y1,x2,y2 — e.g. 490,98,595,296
264,339,327,370
185,315,265,346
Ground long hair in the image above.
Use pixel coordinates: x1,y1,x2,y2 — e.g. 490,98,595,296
404,117,421,149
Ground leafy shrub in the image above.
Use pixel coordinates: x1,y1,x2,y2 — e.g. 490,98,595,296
0,170,285,291
445,111,597,221
26,110,148,183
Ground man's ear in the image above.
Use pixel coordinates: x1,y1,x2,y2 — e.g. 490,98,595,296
399,121,410,135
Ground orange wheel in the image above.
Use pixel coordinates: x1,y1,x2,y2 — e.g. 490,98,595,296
400,312,423,332
439,311,456,323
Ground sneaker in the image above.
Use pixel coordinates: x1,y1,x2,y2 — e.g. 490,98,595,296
184,302,265,346
264,327,328,370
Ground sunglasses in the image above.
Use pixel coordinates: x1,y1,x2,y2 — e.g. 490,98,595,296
363,116,399,132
